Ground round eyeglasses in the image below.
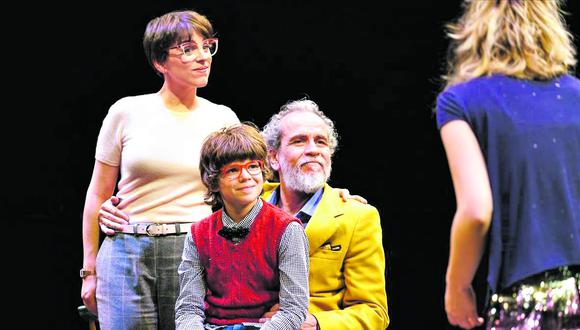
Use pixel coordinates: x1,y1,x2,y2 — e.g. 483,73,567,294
168,38,218,62
219,160,264,181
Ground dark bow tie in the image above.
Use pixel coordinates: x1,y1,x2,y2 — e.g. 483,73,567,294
218,227,250,241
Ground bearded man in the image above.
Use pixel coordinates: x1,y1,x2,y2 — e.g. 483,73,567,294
260,98,389,330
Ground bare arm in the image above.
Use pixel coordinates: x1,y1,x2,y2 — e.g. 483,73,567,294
81,161,119,315
441,120,492,329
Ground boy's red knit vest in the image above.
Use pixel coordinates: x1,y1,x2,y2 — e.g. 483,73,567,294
192,200,301,325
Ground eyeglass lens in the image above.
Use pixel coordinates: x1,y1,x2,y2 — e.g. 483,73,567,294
180,39,218,60
221,161,263,180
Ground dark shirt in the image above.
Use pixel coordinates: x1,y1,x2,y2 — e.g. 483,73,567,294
436,74,580,291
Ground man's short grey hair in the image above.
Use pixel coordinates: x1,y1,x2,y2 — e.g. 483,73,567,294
262,98,339,154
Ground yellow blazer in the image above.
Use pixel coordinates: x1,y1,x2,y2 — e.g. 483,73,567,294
263,183,389,329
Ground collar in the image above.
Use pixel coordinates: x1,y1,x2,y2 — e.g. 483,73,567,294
267,187,324,219
221,199,263,229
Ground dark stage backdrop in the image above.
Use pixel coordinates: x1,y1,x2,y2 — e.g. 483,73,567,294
8,1,579,329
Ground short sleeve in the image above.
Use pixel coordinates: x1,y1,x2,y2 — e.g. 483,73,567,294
436,89,468,130
219,105,240,127
95,99,125,166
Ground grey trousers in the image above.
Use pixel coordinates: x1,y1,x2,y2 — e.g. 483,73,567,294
96,233,186,330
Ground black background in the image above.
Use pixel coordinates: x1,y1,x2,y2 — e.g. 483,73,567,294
9,1,579,329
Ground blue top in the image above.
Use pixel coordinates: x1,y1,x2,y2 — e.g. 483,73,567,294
436,74,580,292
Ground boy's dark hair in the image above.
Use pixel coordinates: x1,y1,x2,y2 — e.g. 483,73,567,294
200,122,270,208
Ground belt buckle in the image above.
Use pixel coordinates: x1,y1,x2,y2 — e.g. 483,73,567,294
145,224,162,236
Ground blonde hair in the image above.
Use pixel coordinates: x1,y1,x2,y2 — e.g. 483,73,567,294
443,0,576,88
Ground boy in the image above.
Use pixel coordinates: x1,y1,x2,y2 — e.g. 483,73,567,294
175,123,309,330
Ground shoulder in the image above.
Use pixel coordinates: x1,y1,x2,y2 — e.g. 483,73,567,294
198,97,239,121
324,185,380,221
106,94,158,119
438,75,505,103
436,76,506,128
281,221,307,245
110,93,157,111
559,74,580,91
344,199,380,223
437,78,471,107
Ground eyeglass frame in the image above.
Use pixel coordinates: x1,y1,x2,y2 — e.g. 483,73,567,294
167,38,219,61
219,160,264,181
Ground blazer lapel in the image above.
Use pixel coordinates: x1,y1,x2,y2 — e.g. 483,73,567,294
305,184,343,256
262,182,343,256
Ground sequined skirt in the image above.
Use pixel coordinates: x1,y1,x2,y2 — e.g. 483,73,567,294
487,266,580,330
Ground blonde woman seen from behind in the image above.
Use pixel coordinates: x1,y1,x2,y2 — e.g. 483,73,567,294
436,1,580,329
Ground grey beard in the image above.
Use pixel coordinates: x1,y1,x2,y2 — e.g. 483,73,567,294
280,160,331,194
